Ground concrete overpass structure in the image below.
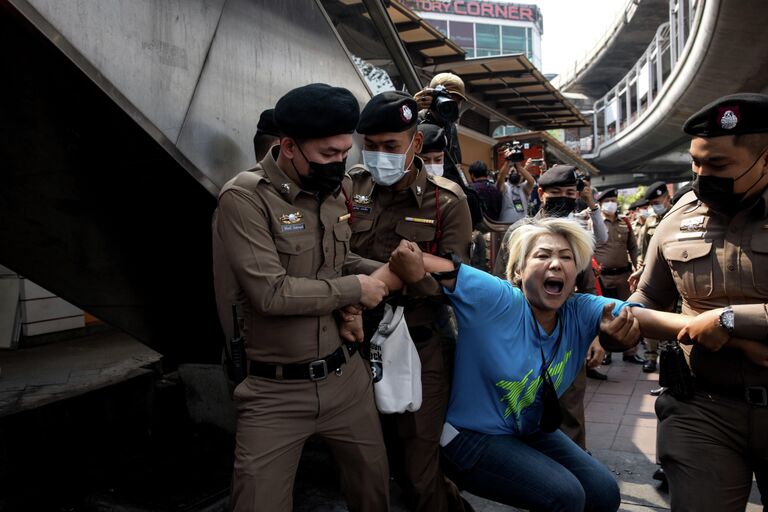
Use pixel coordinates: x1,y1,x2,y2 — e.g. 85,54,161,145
554,0,768,186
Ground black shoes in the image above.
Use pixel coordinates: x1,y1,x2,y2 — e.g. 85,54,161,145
602,353,613,365
649,386,664,396
643,360,658,373
623,354,646,365
653,467,668,484
586,368,608,380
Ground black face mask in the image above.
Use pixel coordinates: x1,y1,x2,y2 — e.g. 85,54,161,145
294,145,346,198
542,196,576,218
692,149,766,215
508,173,521,185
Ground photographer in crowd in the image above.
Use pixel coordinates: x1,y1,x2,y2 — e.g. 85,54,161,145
496,142,536,224
415,73,483,227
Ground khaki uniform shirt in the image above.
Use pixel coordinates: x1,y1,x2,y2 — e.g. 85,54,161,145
637,213,662,265
349,159,472,327
594,215,638,270
212,147,378,364
630,190,768,386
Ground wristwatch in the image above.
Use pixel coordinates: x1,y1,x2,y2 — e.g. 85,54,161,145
718,306,734,335
589,204,599,212
430,252,462,281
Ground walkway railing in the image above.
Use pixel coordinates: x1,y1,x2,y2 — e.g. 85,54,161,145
587,0,700,155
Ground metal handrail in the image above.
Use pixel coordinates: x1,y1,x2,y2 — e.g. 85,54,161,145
584,0,699,155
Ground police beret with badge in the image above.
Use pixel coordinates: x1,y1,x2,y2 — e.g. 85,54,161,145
274,83,360,139
418,123,446,153
683,92,768,137
596,188,617,202
357,91,418,134
538,165,578,188
643,181,668,201
255,108,280,138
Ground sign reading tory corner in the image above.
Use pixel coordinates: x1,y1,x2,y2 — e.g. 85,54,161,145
403,0,541,25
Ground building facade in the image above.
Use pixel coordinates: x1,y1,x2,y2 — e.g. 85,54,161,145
403,0,543,67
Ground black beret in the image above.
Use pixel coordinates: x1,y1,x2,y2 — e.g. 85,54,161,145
538,165,578,188
683,93,768,137
255,108,280,137
274,84,359,139
418,123,446,153
357,91,418,135
643,181,668,201
596,188,617,202
629,198,649,210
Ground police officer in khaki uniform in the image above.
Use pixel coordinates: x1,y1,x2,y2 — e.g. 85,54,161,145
492,165,604,448
212,84,390,512
631,181,672,373
594,188,644,366
628,93,768,511
349,91,473,512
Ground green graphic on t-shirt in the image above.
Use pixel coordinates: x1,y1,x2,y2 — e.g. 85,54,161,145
495,350,572,422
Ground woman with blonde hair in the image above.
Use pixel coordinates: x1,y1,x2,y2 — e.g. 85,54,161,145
368,217,698,512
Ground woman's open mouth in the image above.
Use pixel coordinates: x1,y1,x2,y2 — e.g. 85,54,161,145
543,277,564,295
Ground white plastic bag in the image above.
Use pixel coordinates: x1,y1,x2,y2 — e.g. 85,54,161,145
369,304,422,414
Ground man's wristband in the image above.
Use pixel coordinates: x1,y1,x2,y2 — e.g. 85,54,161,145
430,253,462,281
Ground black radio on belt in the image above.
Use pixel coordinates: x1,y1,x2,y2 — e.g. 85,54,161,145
659,342,695,400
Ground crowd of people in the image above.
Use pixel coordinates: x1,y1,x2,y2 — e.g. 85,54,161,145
212,79,768,512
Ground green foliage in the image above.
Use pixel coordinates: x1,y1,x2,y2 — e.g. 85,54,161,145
618,187,646,213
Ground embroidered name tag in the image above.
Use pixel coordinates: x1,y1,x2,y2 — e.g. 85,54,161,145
676,231,704,241
680,215,705,232
280,224,305,232
352,205,371,214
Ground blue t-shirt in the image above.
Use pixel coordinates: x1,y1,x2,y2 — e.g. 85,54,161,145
444,265,637,437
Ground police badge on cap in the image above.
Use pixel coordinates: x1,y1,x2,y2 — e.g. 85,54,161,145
684,93,768,137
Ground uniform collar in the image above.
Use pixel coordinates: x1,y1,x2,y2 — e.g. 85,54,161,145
262,145,302,204
261,145,344,204
406,157,428,208
371,157,428,207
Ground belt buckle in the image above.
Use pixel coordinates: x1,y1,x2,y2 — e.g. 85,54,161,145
309,360,328,381
745,386,768,406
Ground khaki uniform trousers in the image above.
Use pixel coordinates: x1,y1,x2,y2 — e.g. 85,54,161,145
381,328,466,512
656,390,768,511
559,363,587,449
231,349,389,512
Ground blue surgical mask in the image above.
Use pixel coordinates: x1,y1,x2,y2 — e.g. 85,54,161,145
651,203,668,217
363,136,415,186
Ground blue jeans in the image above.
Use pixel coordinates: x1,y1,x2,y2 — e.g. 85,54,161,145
441,428,620,512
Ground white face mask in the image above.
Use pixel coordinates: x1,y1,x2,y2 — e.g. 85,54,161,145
362,135,415,186
601,201,618,214
425,163,444,177
640,208,652,218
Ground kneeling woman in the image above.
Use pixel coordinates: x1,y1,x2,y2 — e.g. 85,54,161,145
378,218,692,512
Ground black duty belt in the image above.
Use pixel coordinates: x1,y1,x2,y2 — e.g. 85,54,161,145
601,264,632,276
249,343,358,381
694,380,768,407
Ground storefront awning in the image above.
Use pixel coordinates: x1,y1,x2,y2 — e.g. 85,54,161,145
434,55,589,130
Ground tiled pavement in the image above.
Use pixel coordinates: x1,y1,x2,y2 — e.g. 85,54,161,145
433,353,763,512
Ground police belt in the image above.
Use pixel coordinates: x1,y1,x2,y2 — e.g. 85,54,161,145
693,379,768,407
249,343,358,381
600,264,633,276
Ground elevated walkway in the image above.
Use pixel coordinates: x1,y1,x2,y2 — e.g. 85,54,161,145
554,0,670,99
584,0,768,174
